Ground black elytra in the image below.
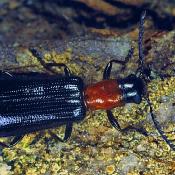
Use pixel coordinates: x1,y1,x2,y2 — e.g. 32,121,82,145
0,64,86,147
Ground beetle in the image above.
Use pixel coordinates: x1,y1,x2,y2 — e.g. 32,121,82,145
0,11,174,151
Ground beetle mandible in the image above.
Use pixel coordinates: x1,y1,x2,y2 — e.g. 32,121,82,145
0,11,174,151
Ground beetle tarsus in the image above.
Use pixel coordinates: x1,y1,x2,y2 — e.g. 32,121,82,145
29,47,71,76
107,110,148,136
44,63,71,76
0,135,24,148
49,122,73,142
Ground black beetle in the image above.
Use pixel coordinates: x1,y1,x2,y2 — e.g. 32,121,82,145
0,11,174,151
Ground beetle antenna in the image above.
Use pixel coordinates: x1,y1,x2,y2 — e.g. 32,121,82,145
136,10,151,80
138,11,175,150
138,11,146,73
145,96,175,151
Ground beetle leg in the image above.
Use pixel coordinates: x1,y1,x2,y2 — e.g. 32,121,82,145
0,135,24,148
29,47,71,76
44,63,71,76
107,110,148,136
49,122,73,142
103,47,134,79
29,131,45,146
9,135,24,147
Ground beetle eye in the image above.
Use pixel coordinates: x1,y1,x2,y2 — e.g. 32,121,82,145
123,83,134,88
126,91,142,104
133,93,142,104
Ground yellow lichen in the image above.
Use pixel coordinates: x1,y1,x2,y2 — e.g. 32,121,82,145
106,164,115,174
44,48,72,64
1,47,175,174
127,171,140,175
42,49,86,76
16,48,43,71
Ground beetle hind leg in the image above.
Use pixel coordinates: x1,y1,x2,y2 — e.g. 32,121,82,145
0,135,24,148
49,122,73,142
107,110,148,136
29,123,73,146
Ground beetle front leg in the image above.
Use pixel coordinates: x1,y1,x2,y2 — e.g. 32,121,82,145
103,47,134,79
29,47,71,76
107,110,148,136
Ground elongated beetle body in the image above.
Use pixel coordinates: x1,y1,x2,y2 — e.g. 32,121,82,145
0,75,86,137
0,11,175,151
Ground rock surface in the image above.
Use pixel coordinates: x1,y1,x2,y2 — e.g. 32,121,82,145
0,1,175,175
